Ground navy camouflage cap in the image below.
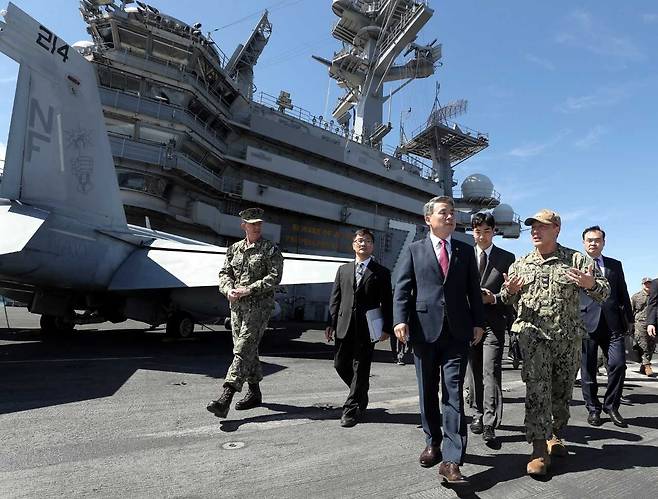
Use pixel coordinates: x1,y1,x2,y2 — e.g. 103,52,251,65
239,207,265,223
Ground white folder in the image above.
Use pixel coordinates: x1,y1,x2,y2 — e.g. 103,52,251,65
366,307,385,342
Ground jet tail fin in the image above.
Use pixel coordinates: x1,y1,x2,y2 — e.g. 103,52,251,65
0,3,126,228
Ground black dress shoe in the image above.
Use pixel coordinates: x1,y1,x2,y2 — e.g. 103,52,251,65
340,412,358,427
419,445,441,468
605,408,627,428
470,417,483,435
587,411,602,426
438,461,468,484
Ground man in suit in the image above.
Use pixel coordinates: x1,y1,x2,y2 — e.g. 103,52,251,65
580,225,633,428
326,228,392,428
468,213,515,446
394,196,485,484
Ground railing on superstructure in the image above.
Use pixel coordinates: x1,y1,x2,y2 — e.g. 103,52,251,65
81,7,231,68
108,132,241,196
338,0,430,15
254,91,444,181
86,44,235,112
99,85,229,152
410,117,489,143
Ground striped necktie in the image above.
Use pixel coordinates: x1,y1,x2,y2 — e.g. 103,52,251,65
355,262,366,287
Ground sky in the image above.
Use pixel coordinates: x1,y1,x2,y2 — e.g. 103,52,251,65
0,0,656,293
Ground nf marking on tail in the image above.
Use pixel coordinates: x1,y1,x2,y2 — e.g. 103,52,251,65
27,98,53,162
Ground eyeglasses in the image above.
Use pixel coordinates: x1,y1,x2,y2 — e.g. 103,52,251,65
353,238,373,245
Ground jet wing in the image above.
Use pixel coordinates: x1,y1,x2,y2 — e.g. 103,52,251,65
0,202,49,255
108,238,350,291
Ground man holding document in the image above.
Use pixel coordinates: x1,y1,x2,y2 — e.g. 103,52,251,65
326,228,393,428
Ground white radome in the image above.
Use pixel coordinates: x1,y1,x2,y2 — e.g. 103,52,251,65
461,173,494,199
493,203,515,224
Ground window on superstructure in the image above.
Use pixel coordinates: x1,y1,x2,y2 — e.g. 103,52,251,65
117,27,147,55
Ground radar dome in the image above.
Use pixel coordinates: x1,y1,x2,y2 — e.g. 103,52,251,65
461,174,493,199
493,203,515,224
72,40,94,54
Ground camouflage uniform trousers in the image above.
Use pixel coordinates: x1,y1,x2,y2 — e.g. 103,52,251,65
224,301,273,391
634,326,656,365
519,334,581,442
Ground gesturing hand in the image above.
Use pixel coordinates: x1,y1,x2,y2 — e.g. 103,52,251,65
503,273,524,295
566,264,595,290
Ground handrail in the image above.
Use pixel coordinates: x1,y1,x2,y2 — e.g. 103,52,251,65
99,86,228,152
94,46,234,112
108,133,241,195
255,91,445,182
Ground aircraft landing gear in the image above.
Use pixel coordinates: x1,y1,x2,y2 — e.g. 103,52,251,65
166,312,195,338
40,314,74,335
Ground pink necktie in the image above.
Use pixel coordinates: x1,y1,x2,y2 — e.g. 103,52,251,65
439,239,449,277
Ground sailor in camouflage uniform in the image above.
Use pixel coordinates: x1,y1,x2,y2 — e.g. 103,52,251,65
207,208,284,419
500,209,609,476
633,277,655,376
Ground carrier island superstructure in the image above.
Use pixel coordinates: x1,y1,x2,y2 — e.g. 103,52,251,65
71,0,520,320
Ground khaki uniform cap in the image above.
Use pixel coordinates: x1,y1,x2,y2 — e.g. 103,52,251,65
523,209,561,227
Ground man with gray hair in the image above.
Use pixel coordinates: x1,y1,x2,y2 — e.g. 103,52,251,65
394,196,485,484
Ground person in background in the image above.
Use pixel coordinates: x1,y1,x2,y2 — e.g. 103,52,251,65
642,278,658,376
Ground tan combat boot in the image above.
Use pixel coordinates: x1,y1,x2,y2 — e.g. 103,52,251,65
644,364,654,376
527,439,551,476
547,434,567,457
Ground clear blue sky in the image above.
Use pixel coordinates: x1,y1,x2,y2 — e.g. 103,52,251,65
1,1,657,293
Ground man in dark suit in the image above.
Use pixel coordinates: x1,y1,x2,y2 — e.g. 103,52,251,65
326,228,392,428
580,225,633,428
467,213,515,446
394,196,485,484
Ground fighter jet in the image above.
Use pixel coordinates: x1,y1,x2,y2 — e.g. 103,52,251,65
0,3,348,337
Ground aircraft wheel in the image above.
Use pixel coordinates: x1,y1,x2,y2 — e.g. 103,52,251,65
166,313,195,338
40,314,74,335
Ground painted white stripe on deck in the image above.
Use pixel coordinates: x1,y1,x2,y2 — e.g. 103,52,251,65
142,395,423,439
0,356,153,364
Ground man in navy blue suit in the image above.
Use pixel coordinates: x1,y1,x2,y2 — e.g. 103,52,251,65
579,225,633,428
394,196,485,484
